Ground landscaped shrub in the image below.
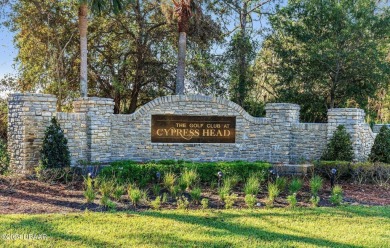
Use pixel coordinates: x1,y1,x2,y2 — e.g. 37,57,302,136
309,175,323,207
40,117,70,168
288,178,302,194
224,193,237,209
244,175,260,196
150,196,162,210
112,185,125,201
275,177,287,192
315,161,390,185
244,194,257,209
176,196,189,210
128,185,142,208
309,175,323,197
201,198,209,209
330,185,343,206
163,172,176,193
99,160,271,186
321,125,354,161
83,176,96,203
190,187,202,204
0,139,9,175
266,183,280,208
314,161,351,181
181,169,198,190
287,193,297,208
369,125,390,163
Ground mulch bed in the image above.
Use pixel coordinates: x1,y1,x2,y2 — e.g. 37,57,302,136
0,176,389,214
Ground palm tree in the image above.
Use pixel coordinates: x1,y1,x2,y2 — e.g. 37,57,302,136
173,0,193,95
78,0,127,97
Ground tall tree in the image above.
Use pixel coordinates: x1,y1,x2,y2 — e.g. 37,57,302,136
211,0,275,107
264,0,390,122
78,0,128,97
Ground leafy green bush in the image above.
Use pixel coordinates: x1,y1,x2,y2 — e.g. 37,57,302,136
314,161,351,181
330,185,343,206
322,125,354,161
99,160,271,186
40,117,70,168
244,175,260,196
369,125,390,163
288,178,302,194
0,139,9,175
316,161,390,185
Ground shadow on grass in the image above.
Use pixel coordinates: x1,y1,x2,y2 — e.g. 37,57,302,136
137,210,365,248
0,215,226,247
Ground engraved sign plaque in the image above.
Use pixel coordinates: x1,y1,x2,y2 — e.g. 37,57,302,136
151,115,236,143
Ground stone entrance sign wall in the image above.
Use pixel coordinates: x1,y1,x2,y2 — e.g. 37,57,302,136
8,93,377,174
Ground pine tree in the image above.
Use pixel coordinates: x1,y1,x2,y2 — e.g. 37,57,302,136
40,117,70,168
322,125,354,161
369,125,390,163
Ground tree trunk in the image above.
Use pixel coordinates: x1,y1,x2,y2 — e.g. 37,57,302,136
79,4,88,97
175,32,187,95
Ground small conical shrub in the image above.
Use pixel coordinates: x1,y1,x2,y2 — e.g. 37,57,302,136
40,117,70,168
322,125,353,161
369,125,390,163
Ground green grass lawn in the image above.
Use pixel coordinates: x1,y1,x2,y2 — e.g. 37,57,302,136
0,206,389,248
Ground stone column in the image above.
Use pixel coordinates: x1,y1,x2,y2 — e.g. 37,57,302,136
8,93,57,174
265,103,300,164
73,97,114,163
327,108,367,161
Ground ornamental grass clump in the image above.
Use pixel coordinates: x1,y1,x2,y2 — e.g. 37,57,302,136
244,175,260,196
163,172,176,194
150,196,162,210
176,196,189,210
201,198,209,210
275,177,287,193
181,169,198,190
112,185,125,201
245,194,257,209
190,187,202,204
309,175,323,207
83,176,96,203
224,193,237,209
287,178,302,208
330,185,343,206
266,183,280,208
289,178,303,194
128,185,142,208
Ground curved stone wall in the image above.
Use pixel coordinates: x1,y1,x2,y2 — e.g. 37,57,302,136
7,93,380,173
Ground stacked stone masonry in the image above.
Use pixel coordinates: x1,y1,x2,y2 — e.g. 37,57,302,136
8,93,383,174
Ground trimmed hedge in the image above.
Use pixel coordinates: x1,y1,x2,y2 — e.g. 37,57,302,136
314,160,390,185
99,160,271,186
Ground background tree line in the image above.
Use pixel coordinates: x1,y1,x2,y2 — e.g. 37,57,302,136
0,0,389,142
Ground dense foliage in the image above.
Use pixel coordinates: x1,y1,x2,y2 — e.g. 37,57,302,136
322,125,354,161
40,117,70,169
99,160,271,186
0,139,9,174
369,125,390,163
